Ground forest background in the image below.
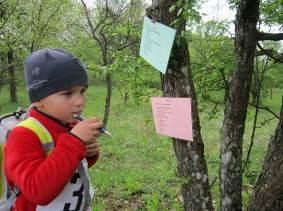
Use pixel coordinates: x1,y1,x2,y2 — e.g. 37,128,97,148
0,0,282,210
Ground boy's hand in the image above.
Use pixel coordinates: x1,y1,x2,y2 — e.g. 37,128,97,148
70,117,103,145
86,139,100,157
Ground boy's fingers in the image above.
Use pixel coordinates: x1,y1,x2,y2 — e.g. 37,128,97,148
71,118,103,144
89,122,104,130
80,119,103,128
85,137,99,145
90,129,101,137
87,142,99,148
91,122,103,128
85,117,100,123
86,143,100,154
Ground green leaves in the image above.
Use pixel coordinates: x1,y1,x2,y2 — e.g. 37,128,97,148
109,50,161,104
189,21,235,109
260,0,283,26
169,0,202,28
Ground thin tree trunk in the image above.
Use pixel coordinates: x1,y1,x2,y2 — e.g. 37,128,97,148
103,72,112,126
7,49,17,103
148,1,213,210
101,48,112,126
81,0,112,126
219,0,259,210
243,57,268,174
248,98,283,211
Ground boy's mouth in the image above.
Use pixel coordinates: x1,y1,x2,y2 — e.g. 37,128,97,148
73,111,82,115
72,112,82,120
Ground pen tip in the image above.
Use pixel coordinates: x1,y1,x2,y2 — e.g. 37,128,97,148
105,131,112,136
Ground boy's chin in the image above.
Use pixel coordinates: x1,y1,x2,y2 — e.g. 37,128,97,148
68,120,77,125
59,117,76,125
65,117,79,125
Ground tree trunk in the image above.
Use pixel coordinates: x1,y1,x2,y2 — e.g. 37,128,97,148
101,46,112,126
219,0,259,210
103,72,112,126
148,1,213,210
248,99,283,211
81,0,112,126
7,49,17,103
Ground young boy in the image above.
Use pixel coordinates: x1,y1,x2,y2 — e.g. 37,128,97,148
4,48,103,210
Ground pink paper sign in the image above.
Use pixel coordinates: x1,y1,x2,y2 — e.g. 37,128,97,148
151,97,193,141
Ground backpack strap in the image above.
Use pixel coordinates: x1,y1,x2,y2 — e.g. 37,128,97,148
18,117,54,154
5,186,20,209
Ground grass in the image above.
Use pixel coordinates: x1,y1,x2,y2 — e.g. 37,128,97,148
0,84,282,210
85,86,182,210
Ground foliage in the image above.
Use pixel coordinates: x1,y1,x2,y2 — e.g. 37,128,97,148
253,41,283,102
109,50,162,104
260,0,283,27
169,0,203,27
83,0,145,65
0,0,78,95
189,20,235,113
229,0,283,28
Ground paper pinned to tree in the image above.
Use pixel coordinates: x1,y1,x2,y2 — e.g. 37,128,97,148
139,16,176,74
151,97,193,141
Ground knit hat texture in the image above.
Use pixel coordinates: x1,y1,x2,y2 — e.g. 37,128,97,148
24,48,88,102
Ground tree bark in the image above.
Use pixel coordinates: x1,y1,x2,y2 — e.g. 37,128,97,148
7,49,17,103
219,0,259,210
248,99,283,211
103,72,112,125
257,31,283,41
148,1,213,210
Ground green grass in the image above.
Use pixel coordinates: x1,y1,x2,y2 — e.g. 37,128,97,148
85,86,182,210
0,85,282,210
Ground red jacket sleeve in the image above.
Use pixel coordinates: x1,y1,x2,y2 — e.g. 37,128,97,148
86,154,99,167
4,126,87,205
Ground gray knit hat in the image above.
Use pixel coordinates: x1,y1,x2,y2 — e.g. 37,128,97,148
24,48,88,102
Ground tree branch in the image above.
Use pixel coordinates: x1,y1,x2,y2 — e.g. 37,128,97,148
243,56,268,174
249,102,280,119
0,0,20,31
33,4,61,51
257,31,283,41
257,42,283,63
81,0,106,63
0,62,21,73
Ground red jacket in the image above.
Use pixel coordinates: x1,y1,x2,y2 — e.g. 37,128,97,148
4,108,99,211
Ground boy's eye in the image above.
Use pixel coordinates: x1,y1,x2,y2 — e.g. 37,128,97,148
62,91,73,96
81,88,87,94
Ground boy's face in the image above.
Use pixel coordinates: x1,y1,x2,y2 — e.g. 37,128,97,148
34,85,87,123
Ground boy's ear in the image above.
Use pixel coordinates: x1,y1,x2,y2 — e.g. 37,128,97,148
33,101,43,109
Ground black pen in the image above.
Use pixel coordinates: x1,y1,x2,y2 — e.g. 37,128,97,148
73,114,112,136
